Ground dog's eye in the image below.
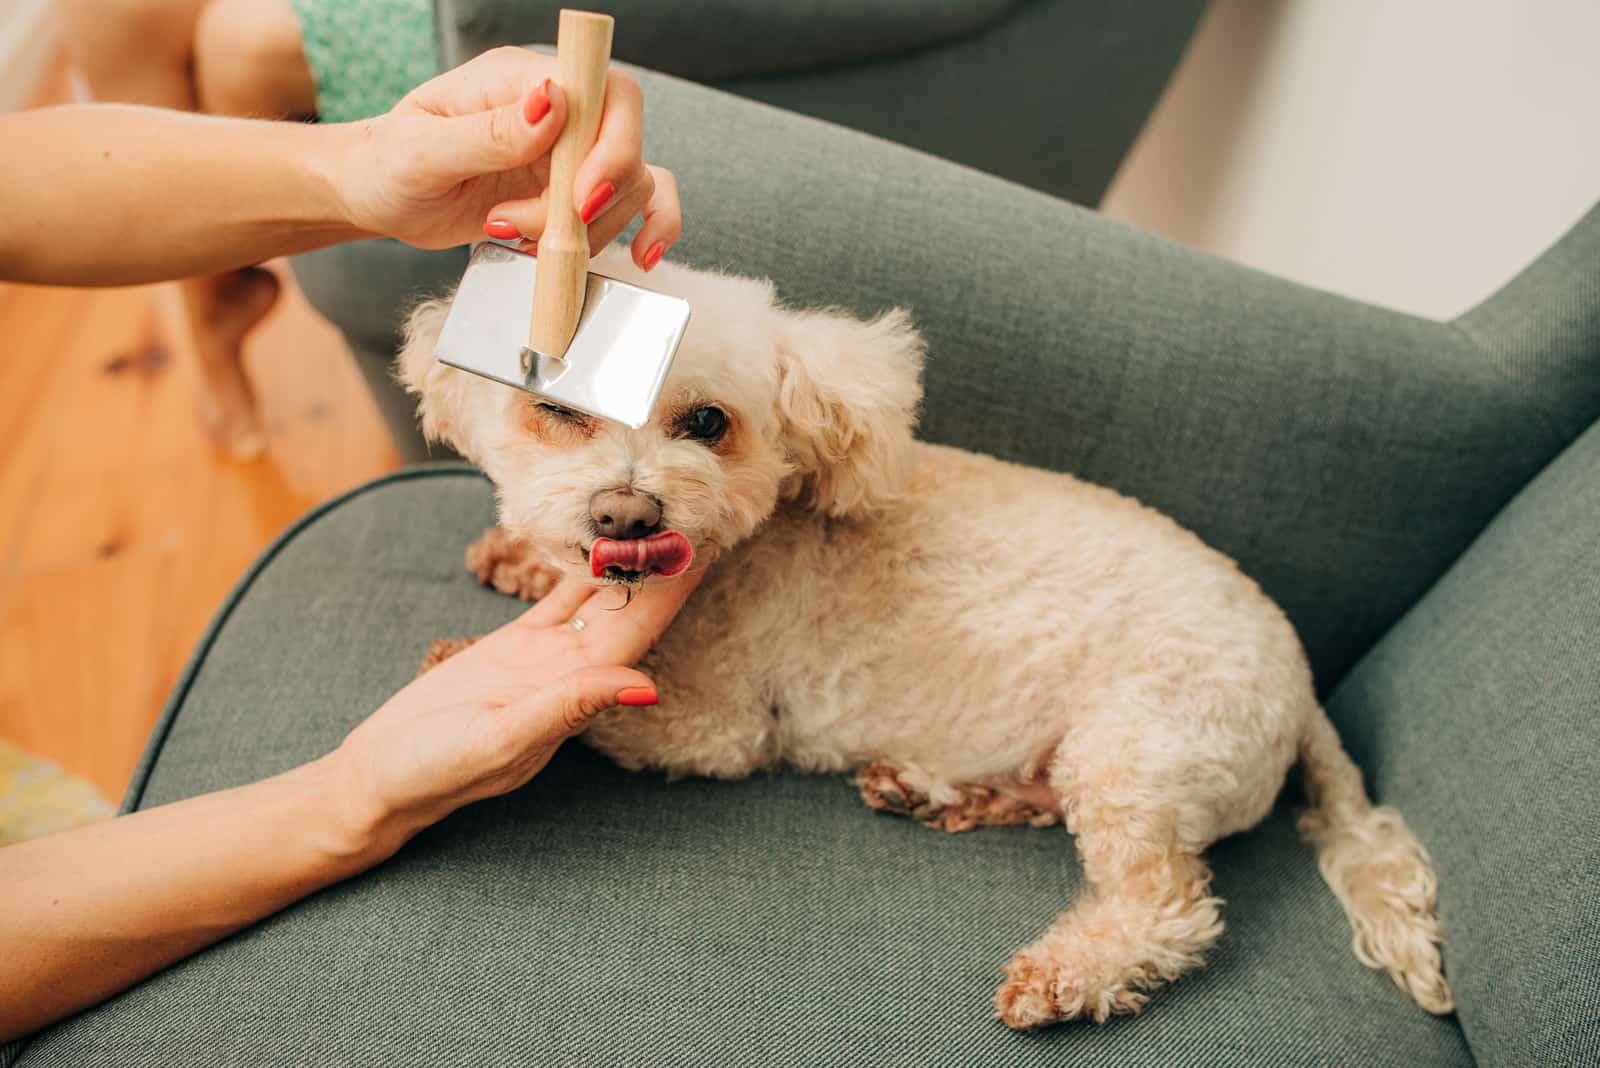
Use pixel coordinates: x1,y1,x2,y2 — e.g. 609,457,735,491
679,405,728,445
537,402,580,420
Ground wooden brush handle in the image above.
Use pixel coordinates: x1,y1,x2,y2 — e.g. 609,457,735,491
529,9,614,357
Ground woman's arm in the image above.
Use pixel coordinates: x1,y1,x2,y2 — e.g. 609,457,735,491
0,570,700,1043
0,756,386,1041
1,106,369,285
0,47,681,287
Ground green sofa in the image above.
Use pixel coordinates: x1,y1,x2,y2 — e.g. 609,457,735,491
9,50,1598,1068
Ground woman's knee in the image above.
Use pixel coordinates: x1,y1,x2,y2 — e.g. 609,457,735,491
61,0,210,104
193,0,317,118
62,0,207,48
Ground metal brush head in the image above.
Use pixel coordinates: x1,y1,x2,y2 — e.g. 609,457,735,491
433,242,691,429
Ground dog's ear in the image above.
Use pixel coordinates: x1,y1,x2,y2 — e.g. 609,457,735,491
774,306,925,517
396,296,483,464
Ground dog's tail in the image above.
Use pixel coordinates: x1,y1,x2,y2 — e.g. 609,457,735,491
1296,708,1454,1013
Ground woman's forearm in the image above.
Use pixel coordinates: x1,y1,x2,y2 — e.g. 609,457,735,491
2,52,680,286
0,105,370,286
0,755,395,1043
0,573,679,1043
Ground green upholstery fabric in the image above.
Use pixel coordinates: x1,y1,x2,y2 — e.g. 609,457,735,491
440,0,1028,83
436,0,1207,206
289,239,466,462
11,470,1474,1067
1328,419,1600,1068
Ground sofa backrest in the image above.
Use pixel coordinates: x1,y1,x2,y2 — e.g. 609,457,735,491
433,0,1207,207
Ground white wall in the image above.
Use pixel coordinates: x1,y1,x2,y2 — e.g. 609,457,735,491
1102,0,1600,319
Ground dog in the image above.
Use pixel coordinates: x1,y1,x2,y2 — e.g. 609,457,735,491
400,248,1452,1027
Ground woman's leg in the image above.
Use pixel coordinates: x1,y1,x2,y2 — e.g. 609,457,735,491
61,0,316,458
193,0,317,119
59,0,208,109
181,0,318,456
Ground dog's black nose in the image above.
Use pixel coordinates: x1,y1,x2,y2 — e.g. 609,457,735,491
589,489,662,540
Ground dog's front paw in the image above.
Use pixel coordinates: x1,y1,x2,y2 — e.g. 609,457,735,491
994,952,1149,1029
856,762,927,818
857,764,1060,833
418,636,478,675
465,526,562,601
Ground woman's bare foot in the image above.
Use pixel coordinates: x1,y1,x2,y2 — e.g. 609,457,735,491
183,266,280,459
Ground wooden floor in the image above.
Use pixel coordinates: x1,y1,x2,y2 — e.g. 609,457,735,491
0,64,400,800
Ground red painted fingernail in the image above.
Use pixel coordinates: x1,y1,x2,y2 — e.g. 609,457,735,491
642,241,666,271
578,181,614,225
524,79,552,124
484,218,520,240
518,239,537,255
617,686,658,707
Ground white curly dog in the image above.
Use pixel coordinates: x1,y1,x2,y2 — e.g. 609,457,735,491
401,248,1451,1028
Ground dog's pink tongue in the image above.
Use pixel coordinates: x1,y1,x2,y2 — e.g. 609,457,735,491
590,530,693,578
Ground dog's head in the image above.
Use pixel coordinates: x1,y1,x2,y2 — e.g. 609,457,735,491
399,248,924,585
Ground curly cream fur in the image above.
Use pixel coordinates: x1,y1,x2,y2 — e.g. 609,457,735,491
400,248,1451,1027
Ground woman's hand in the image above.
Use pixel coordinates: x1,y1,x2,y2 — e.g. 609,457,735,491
1,45,680,285
0,567,708,1042
330,568,706,854
335,46,681,270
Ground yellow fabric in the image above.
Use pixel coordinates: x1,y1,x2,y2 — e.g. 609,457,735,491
0,739,112,845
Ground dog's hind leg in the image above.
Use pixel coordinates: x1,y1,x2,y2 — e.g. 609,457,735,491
994,804,1223,1027
465,526,562,602
857,764,1059,831
993,739,1226,1028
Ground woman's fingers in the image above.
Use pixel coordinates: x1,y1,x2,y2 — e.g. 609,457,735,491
478,161,647,250
408,45,556,115
428,77,572,183
583,165,652,253
571,71,646,228
630,166,681,269
509,666,658,748
449,63,642,212
482,196,547,248
478,69,681,263
480,165,646,251
571,564,711,663
512,555,709,660
483,162,677,264
518,575,600,628
404,45,567,180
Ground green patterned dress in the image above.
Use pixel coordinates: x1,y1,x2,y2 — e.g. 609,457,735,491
290,0,442,123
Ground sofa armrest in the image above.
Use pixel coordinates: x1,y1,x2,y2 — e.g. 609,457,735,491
1326,417,1600,1067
